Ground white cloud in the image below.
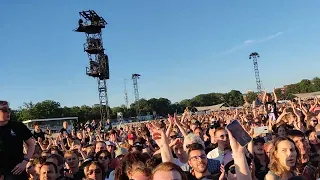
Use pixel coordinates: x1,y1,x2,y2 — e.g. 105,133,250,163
222,31,284,54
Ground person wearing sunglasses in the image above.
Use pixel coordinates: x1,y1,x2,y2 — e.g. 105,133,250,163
222,152,252,180
85,161,104,180
0,100,35,180
95,150,112,179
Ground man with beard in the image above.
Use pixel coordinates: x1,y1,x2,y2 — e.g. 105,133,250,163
207,127,230,163
186,143,220,180
287,130,318,180
0,100,35,180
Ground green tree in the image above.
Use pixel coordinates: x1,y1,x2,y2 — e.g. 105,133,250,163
297,79,314,93
224,90,244,107
274,88,286,100
32,100,62,119
179,99,192,108
245,92,258,103
312,77,320,91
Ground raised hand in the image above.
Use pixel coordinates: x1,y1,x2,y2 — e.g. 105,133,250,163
227,129,245,153
148,123,169,148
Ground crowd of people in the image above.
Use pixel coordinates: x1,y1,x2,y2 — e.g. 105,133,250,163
1,90,320,180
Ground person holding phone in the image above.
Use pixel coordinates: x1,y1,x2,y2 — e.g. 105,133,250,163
225,126,254,180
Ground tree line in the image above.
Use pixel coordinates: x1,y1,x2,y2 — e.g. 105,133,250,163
11,77,320,122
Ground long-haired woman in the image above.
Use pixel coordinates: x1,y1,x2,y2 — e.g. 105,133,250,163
265,137,299,180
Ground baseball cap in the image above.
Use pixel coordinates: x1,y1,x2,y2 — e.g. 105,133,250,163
133,142,143,148
115,147,128,158
253,137,265,145
105,141,116,147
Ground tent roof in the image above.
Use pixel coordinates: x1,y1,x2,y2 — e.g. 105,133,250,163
195,103,227,111
293,91,320,99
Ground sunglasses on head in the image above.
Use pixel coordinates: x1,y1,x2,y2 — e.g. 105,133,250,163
88,169,101,175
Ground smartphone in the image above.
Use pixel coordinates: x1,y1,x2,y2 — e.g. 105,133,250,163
226,120,252,147
254,126,269,135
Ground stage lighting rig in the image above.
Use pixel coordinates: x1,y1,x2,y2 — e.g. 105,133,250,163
74,10,110,124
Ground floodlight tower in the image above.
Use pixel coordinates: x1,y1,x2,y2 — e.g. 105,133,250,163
124,79,129,108
74,10,110,123
132,74,141,116
249,52,262,93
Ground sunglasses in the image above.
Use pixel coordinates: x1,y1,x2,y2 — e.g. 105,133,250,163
99,156,108,160
170,135,177,139
66,157,76,162
189,154,206,161
218,134,228,139
228,166,236,174
88,169,101,175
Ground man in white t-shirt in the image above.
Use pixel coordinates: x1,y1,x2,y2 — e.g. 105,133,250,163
207,127,230,163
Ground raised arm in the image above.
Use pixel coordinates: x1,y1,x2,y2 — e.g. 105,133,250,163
227,129,252,180
148,123,174,163
273,88,278,103
174,113,188,137
262,90,267,104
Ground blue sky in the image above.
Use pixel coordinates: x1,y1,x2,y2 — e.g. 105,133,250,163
1,1,320,109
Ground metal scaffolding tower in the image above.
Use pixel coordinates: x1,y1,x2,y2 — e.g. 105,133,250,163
132,74,141,115
74,10,110,123
249,52,262,93
124,79,129,108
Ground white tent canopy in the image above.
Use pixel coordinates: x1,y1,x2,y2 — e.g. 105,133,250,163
195,103,232,112
293,91,320,100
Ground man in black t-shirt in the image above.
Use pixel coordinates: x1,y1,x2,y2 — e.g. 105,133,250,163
0,100,35,180
263,90,278,121
33,123,46,141
60,121,70,135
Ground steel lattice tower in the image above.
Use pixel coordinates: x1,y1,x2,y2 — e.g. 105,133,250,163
249,52,262,93
132,74,141,116
124,78,129,108
74,10,110,123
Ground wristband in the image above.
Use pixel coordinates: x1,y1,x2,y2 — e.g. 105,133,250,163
23,157,30,162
